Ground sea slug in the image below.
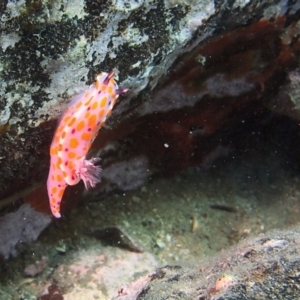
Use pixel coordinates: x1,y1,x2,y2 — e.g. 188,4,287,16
47,71,127,218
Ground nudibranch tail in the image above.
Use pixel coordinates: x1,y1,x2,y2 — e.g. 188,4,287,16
47,71,127,218
47,166,67,218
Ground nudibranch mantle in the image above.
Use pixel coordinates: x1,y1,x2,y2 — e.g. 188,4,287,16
47,71,127,218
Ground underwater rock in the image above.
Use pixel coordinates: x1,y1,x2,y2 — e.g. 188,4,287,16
90,226,143,253
114,225,300,299
0,204,51,259
97,155,151,193
23,256,48,277
0,0,300,217
47,247,158,300
267,68,300,121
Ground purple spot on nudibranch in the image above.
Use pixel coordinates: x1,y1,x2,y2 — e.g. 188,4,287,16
87,127,91,131
65,148,69,152
71,129,75,134
87,107,91,111
65,161,68,166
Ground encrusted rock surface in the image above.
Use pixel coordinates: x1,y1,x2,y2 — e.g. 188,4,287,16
0,0,216,129
47,248,158,300
115,225,300,299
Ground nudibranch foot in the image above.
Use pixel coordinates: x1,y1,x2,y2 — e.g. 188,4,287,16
78,157,102,189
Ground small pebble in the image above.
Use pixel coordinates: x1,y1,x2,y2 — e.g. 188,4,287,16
132,196,141,203
24,256,48,277
156,239,166,249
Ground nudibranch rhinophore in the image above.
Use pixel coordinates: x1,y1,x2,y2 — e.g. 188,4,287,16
47,71,128,218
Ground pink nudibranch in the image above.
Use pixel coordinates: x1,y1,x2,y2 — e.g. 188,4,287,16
47,71,128,218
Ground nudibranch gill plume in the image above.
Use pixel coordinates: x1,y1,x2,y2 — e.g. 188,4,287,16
47,71,128,218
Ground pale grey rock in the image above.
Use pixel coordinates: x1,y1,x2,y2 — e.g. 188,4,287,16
0,204,51,259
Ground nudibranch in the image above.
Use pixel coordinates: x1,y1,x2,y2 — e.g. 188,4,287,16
47,71,127,218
